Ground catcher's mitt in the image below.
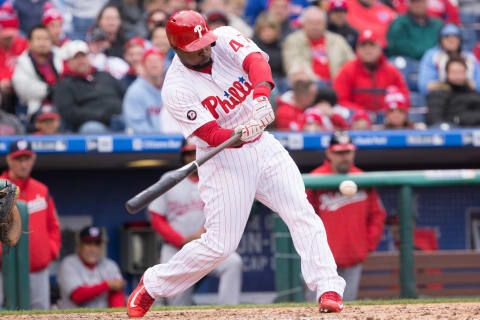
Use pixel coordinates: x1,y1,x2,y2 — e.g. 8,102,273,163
0,183,21,247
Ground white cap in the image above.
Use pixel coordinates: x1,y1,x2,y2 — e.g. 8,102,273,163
61,40,89,61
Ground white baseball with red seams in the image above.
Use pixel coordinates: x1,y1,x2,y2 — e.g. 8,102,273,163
142,26,345,301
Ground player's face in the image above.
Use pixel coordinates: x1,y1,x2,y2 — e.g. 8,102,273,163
6,154,36,180
326,149,355,174
79,241,102,264
174,45,212,68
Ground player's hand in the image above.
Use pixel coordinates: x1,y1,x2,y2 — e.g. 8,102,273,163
235,120,263,142
107,278,126,291
253,96,275,129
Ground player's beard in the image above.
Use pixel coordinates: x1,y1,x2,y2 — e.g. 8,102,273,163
190,58,213,70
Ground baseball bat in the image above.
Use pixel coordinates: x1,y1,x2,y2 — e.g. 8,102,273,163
125,132,242,214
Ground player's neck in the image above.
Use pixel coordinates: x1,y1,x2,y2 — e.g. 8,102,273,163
185,59,213,74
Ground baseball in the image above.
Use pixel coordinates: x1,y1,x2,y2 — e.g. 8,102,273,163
339,180,357,196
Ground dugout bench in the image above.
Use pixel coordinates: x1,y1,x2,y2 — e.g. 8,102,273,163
358,250,480,299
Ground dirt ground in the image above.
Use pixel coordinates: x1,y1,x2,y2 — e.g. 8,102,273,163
3,302,480,320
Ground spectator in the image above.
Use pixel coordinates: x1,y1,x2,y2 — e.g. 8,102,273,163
387,0,443,60
306,131,386,301
53,40,126,133
95,5,127,58
32,103,61,135
381,86,414,129
252,12,286,92
282,6,354,84
123,48,176,133
0,107,25,135
346,0,397,48
122,36,146,87
0,140,61,309
58,226,126,309
206,9,230,30
110,0,147,38
150,24,174,69
164,0,193,15
350,110,372,130
13,0,49,35
148,139,242,306
276,79,349,131
426,57,480,127
266,0,294,40
0,2,28,113
418,24,480,95
334,29,410,112
146,9,168,38
87,28,129,80
327,0,358,50
65,0,108,40
475,42,480,63
244,0,310,26
12,25,62,117
384,0,460,24
42,6,69,48
201,0,253,38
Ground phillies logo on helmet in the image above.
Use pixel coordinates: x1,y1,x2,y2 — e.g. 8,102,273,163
194,25,203,38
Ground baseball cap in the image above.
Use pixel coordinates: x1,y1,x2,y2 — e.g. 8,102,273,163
351,110,372,127
328,131,357,152
440,24,461,38
61,40,89,60
358,29,379,45
125,36,146,50
85,27,109,43
8,140,34,158
142,47,165,63
42,7,62,27
385,86,409,111
206,10,229,26
0,2,19,37
329,0,348,12
34,103,60,121
79,226,103,243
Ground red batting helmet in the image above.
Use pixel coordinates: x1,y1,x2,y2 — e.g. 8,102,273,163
166,10,218,52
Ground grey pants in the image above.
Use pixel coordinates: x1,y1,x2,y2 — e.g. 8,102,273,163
337,263,363,301
0,268,50,309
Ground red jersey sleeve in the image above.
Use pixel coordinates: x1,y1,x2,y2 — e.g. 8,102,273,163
150,212,185,248
193,120,234,147
47,194,61,260
366,189,387,252
70,281,110,305
242,52,274,98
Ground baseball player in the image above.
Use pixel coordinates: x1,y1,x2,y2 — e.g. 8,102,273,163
148,139,242,305
57,226,126,309
127,10,345,318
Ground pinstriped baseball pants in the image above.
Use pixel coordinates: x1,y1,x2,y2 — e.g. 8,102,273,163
143,132,345,301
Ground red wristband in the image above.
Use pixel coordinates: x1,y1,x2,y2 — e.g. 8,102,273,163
253,85,271,99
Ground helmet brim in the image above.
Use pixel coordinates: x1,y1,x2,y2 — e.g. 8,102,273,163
182,31,218,52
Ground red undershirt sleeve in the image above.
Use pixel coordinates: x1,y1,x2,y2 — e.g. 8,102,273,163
70,281,109,305
193,121,234,147
108,290,126,307
150,212,185,248
242,52,275,99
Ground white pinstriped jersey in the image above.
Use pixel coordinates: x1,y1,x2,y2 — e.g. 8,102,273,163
161,26,268,147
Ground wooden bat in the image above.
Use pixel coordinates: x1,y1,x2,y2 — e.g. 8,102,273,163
125,132,242,214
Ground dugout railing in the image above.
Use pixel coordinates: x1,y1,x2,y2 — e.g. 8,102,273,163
274,170,480,302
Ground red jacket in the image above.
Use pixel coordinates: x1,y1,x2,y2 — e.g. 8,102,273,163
306,161,386,268
346,0,397,48
389,0,460,25
334,55,410,112
0,36,28,81
276,91,349,131
0,171,61,272
474,42,480,63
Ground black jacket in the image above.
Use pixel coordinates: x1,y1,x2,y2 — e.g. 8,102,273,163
426,82,480,127
327,21,358,50
53,70,126,132
252,34,285,80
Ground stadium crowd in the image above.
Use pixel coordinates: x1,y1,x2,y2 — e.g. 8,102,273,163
0,0,477,135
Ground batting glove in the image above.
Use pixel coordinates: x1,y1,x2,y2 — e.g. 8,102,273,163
253,96,275,129
235,120,263,142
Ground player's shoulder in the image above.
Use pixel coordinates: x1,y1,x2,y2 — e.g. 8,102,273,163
27,177,48,193
98,257,119,270
60,254,81,268
162,58,191,95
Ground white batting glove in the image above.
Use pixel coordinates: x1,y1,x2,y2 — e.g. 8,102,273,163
253,96,275,129
235,120,263,142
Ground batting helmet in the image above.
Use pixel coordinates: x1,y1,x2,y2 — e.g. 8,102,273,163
166,10,218,52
